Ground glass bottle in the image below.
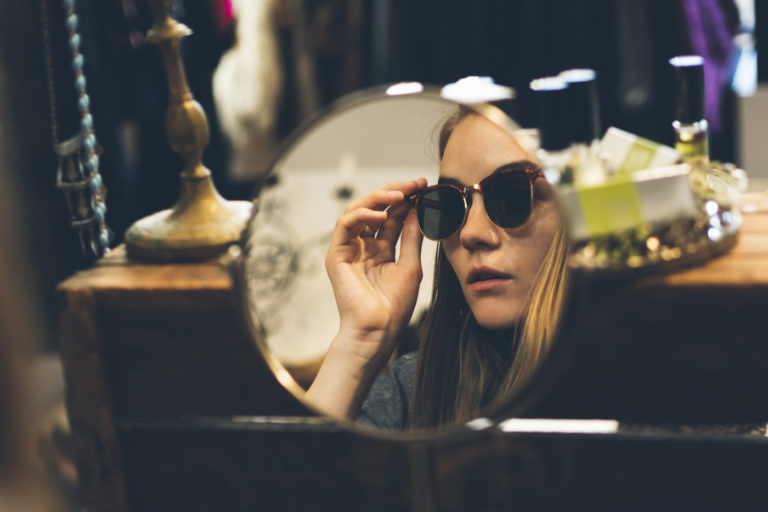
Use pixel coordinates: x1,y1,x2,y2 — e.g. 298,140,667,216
669,55,709,168
559,68,606,185
529,76,572,185
560,68,601,146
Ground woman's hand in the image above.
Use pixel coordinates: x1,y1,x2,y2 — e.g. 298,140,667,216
306,178,427,420
326,178,427,353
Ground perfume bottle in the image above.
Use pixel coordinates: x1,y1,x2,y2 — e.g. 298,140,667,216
669,55,709,168
529,76,572,185
559,68,606,185
560,68,601,146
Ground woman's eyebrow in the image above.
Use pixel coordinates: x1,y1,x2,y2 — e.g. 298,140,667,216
438,161,535,187
437,176,465,187
494,160,536,173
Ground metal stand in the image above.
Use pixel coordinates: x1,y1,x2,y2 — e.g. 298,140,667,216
125,0,252,261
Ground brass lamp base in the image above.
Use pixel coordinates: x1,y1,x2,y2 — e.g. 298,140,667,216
125,173,252,261
124,0,253,262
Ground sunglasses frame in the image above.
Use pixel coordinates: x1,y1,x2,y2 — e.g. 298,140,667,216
410,161,544,241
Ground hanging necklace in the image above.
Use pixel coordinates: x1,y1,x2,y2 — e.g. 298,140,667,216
41,0,111,259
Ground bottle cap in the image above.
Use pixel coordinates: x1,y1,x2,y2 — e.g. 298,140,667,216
530,76,569,151
559,68,601,144
669,55,705,124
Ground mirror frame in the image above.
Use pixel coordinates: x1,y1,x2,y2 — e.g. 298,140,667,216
228,83,570,441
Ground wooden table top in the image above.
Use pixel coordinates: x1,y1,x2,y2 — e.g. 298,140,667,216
58,245,232,291
59,192,768,296
57,244,235,310
644,192,768,286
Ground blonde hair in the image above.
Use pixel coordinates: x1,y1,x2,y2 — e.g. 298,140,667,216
410,109,570,429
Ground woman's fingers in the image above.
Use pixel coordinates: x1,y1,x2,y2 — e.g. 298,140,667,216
329,207,388,249
344,189,404,215
376,201,410,245
377,178,428,244
396,207,424,275
327,178,429,268
343,179,427,215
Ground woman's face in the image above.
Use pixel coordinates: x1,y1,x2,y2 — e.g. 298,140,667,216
440,114,560,330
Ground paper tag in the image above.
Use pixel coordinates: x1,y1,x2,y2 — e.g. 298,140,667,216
617,139,659,175
577,177,644,236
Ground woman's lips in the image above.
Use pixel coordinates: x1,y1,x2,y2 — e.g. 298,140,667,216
467,267,512,292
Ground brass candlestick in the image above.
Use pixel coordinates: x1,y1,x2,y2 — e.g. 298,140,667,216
125,0,252,260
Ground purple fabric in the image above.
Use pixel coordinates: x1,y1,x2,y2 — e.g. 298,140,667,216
682,0,739,133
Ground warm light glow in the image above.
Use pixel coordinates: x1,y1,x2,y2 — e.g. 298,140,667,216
273,365,295,388
386,82,424,96
498,418,619,434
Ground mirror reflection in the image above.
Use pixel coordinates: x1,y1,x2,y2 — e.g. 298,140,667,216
243,92,569,431
244,94,449,383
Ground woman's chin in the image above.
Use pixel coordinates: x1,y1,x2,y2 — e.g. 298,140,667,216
472,311,520,331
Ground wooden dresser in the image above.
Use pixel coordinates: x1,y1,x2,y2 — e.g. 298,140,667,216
58,193,768,511
57,247,306,511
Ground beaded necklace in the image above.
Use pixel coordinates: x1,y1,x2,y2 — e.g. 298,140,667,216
42,0,111,259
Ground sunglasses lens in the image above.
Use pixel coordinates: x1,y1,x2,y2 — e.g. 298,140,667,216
416,187,466,240
484,171,532,228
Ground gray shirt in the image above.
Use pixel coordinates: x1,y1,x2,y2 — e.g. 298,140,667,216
357,351,417,430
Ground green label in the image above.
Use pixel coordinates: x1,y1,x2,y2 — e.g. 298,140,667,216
577,177,644,236
617,138,659,175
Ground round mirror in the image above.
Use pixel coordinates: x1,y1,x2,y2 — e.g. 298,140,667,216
235,85,570,434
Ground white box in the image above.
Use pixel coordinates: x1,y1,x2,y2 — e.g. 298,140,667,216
557,164,698,240
600,126,680,175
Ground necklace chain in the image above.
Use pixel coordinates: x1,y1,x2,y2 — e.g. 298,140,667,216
41,0,111,259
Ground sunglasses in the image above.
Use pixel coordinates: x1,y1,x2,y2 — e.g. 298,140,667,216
409,161,544,241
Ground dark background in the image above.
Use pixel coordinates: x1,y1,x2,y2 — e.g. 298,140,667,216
0,0,751,349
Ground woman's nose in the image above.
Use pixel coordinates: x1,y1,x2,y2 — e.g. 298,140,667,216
459,193,501,249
